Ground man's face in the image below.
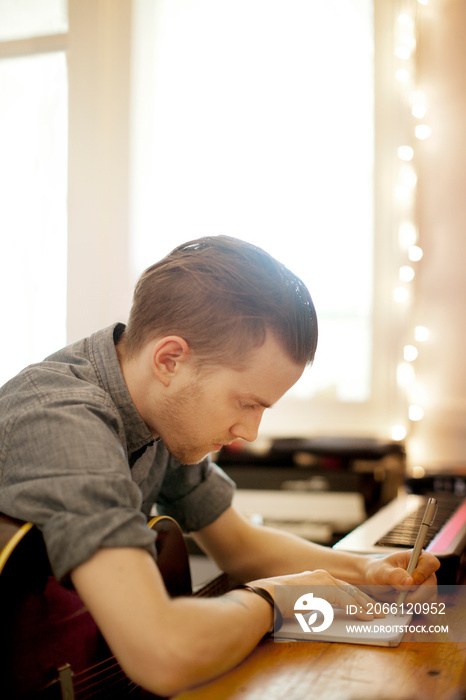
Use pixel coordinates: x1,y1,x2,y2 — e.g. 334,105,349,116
154,334,305,465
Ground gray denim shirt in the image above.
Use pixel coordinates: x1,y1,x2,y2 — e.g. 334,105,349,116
0,324,235,581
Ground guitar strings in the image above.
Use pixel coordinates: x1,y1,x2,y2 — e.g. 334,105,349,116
72,656,138,698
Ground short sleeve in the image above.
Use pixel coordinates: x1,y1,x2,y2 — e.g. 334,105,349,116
155,454,236,532
0,393,157,582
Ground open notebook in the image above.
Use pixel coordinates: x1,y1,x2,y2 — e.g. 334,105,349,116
275,608,413,647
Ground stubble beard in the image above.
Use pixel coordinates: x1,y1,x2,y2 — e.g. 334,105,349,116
156,380,213,465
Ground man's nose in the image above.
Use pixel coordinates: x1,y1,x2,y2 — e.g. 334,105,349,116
231,412,263,443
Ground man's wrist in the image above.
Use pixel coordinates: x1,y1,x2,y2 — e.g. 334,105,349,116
236,584,283,634
340,553,374,585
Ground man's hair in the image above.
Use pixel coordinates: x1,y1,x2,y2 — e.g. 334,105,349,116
123,236,318,366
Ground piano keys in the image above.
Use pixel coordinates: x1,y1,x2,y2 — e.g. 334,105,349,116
333,492,466,584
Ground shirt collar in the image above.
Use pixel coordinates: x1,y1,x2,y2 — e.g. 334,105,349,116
89,323,155,455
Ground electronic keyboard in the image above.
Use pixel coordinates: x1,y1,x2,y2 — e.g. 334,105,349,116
333,492,466,584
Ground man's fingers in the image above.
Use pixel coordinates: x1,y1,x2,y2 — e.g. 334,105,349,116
387,566,414,590
336,581,383,619
412,551,440,584
412,569,426,585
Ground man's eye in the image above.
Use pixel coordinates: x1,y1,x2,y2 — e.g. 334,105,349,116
240,402,254,410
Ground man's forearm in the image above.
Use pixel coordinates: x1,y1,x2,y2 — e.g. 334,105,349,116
218,522,371,584
194,506,371,585
151,590,273,692
238,527,367,584
72,545,273,697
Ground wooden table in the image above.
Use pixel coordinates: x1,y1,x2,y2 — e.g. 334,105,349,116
175,594,466,700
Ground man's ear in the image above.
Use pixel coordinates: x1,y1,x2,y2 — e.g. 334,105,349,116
151,336,191,387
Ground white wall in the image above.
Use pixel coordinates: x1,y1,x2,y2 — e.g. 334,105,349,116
67,0,134,342
406,0,466,470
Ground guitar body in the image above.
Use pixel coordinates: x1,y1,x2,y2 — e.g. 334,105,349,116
0,513,192,699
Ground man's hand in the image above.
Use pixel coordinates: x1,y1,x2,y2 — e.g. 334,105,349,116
245,569,384,620
194,505,441,607
363,550,440,602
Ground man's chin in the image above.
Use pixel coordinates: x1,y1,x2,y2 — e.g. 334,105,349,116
166,444,212,466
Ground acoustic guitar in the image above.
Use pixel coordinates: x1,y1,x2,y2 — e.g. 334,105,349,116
0,512,237,699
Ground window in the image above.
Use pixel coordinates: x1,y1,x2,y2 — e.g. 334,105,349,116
130,0,392,436
0,0,68,386
1,1,403,440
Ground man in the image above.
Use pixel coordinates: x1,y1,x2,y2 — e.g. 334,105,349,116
0,236,438,696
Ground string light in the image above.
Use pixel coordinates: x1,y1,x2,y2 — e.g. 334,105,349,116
398,145,414,161
409,405,424,421
397,362,416,387
399,265,415,282
394,286,410,304
415,325,430,342
396,68,410,83
399,221,417,248
408,379,428,405
397,12,415,26
408,244,423,261
395,13,416,60
399,164,418,188
395,165,417,204
410,89,427,118
392,425,407,441
404,344,419,362
392,1,430,458
395,184,413,203
415,124,432,140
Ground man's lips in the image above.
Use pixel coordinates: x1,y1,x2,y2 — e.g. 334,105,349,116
211,441,235,451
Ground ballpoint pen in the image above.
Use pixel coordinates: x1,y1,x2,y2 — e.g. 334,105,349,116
396,496,438,609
